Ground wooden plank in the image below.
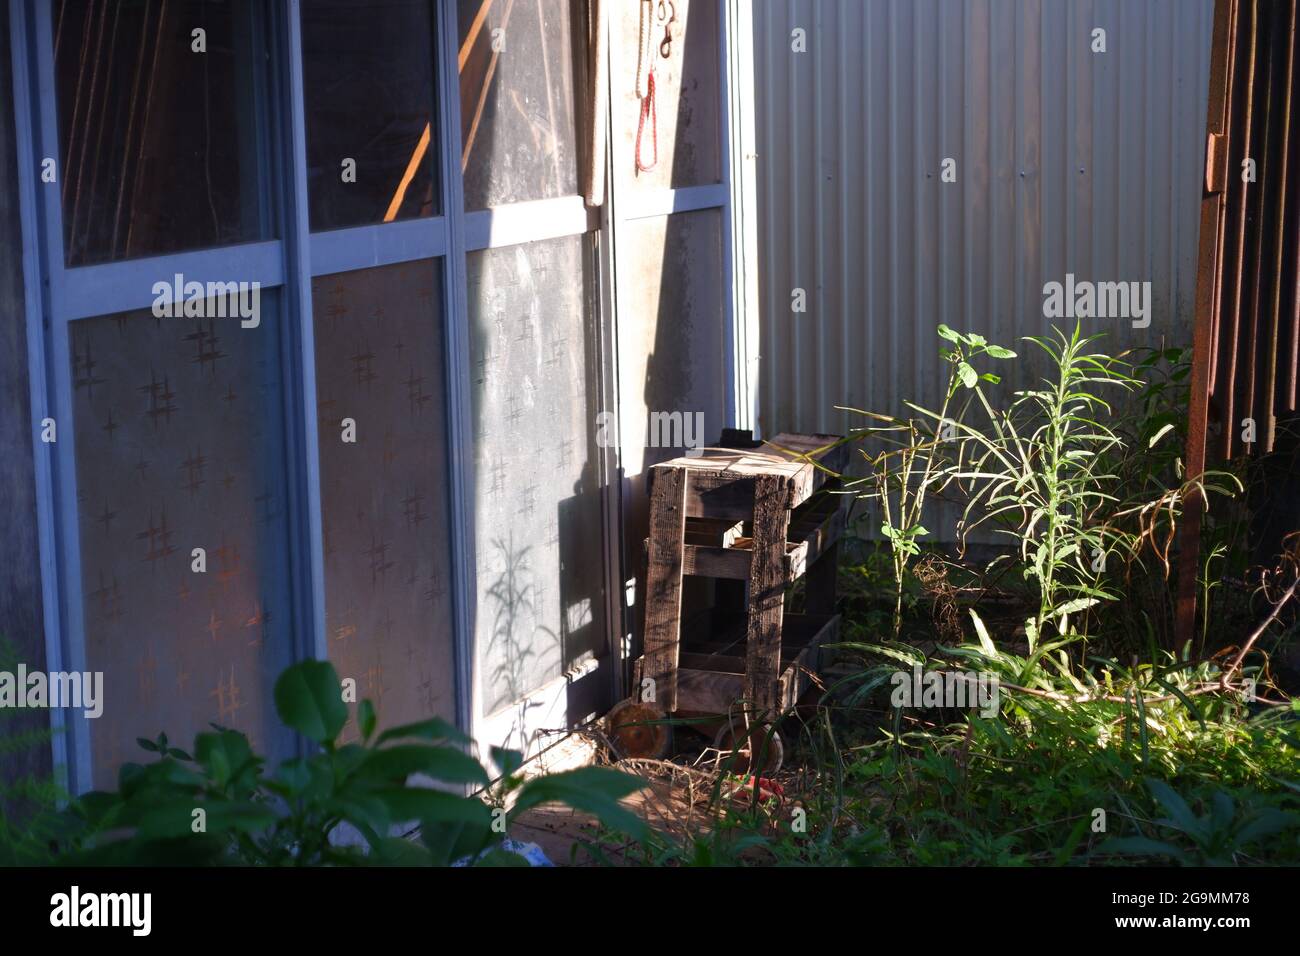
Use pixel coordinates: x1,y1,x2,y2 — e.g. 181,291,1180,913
744,474,791,713
681,543,750,579
641,467,688,711
648,432,848,519
778,614,839,709
680,651,747,672
785,493,846,582
676,667,744,715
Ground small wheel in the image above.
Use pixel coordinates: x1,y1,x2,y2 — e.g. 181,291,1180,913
606,698,671,759
712,719,783,775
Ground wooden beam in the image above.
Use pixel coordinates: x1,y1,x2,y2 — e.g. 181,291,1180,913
641,467,688,711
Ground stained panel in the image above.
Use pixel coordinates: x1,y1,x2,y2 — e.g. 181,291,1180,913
312,261,458,739
70,299,293,790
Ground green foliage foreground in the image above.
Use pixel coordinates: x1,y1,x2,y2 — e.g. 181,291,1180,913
21,660,648,866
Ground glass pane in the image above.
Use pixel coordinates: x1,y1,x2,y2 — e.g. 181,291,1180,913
54,0,272,266
301,0,440,230
312,261,458,739
70,297,294,790
467,235,606,714
616,0,721,189
457,0,580,210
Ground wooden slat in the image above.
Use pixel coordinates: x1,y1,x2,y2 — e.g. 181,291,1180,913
676,486,845,583
673,614,840,715
1261,0,1296,443
744,474,790,713
777,615,839,710
676,668,744,715
1180,0,1241,645
681,543,750,579
648,432,848,518
641,467,688,712
1216,0,1259,458
786,494,846,582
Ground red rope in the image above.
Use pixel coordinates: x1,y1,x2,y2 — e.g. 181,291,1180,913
636,71,657,172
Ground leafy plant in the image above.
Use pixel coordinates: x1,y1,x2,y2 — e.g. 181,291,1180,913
53,660,648,866
844,324,1016,636
1099,779,1300,865
0,633,67,866
933,323,1138,641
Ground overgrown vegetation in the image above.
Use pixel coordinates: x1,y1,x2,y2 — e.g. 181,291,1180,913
0,634,65,866
578,324,1300,866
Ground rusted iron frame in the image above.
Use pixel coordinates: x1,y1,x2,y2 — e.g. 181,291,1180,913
1176,0,1237,647
1177,0,1300,645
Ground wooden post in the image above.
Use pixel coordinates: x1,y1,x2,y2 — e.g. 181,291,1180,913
641,467,688,711
745,474,791,715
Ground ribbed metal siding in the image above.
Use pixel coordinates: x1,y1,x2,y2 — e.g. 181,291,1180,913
753,0,1215,451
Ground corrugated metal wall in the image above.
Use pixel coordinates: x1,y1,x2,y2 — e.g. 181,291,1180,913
753,0,1215,460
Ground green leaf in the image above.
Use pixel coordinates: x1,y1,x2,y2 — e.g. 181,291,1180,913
1054,815,1092,865
1054,597,1099,617
491,747,524,779
273,758,312,796
359,744,490,787
1153,677,1206,731
1234,808,1300,844
957,362,978,389
1096,836,1190,865
375,716,468,747
194,730,253,789
1148,423,1176,447
510,767,650,841
371,787,494,826
1146,780,1200,837
969,609,996,657
984,345,1017,359
274,660,348,746
358,700,377,743
936,324,960,343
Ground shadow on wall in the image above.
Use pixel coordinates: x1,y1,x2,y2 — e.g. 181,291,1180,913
628,0,728,666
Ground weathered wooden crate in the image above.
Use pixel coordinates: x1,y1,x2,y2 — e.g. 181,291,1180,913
634,432,848,718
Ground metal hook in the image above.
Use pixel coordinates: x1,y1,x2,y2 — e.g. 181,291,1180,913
659,0,676,58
